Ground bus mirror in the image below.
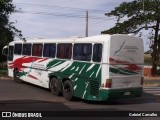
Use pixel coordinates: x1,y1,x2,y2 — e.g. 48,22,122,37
2,46,8,56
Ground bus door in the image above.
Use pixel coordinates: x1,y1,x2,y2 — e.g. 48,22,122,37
8,45,14,77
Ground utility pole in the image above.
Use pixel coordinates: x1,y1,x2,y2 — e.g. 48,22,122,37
86,11,88,37
143,0,147,30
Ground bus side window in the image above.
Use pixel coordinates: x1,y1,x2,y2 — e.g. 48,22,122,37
43,43,56,58
57,43,72,59
73,44,92,61
93,44,102,62
32,44,43,57
14,44,22,55
8,46,14,61
22,44,32,56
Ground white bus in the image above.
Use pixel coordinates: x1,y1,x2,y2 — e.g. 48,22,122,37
3,34,144,101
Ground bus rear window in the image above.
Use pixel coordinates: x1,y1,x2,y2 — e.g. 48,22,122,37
32,44,43,57
93,44,102,62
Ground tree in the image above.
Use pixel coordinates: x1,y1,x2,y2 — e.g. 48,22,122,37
101,0,160,76
0,0,23,62
144,50,151,54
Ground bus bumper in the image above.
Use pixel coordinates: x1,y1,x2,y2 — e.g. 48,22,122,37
86,87,143,101
100,87,143,101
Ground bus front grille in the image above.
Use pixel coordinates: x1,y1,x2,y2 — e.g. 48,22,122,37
90,80,99,96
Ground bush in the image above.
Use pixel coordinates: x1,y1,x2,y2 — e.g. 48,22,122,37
0,62,7,77
0,62,7,70
0,55,7,62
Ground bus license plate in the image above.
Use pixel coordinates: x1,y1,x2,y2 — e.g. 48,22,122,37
124,92,130,96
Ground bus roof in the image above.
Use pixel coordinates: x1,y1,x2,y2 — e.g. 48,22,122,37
9,34,139,45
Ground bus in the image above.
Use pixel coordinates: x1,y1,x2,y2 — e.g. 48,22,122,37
3,34,144,101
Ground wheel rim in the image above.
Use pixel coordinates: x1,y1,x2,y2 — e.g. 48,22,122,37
14,70,19,80
63,81,73,100
51,80,58,92
64,85,71,93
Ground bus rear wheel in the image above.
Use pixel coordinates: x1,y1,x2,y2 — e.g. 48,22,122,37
50,78,60,96
14,69,21,83
63,80,74,101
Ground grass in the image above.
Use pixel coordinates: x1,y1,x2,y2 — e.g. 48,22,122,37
144,54,160,65
0,70,8,77
0,70,7,74
144,54,160,66
144,54,152,65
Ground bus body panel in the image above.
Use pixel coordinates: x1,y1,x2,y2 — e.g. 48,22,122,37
20,56,50,88
108,35,144,90
47,59,102,99
101,36,110,88
8,55,50,88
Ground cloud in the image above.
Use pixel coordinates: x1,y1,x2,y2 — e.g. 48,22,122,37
11,0,122,38
10,0,149,51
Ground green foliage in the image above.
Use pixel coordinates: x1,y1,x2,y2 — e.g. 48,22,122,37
0,69,7,77
0,62,7,77
144,50,151,54
101,0,160,34
102,0,160,75
0,0,23,46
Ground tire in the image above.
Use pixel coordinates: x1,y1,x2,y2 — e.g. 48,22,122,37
14,69,22,83
63,80,74,101
50,78,60,96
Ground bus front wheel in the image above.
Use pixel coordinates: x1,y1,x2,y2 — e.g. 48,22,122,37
50,78,60,96
63,80,74,101
14,69,21,83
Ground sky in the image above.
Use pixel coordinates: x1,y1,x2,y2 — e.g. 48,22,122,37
10,0,150,51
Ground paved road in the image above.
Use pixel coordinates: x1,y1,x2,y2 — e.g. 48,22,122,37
0,79,160,120
144,87,160,96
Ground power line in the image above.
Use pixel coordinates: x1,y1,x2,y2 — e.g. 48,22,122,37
43,0,119,7
13,2,117,22
15,10,116,21
14,2,108,13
